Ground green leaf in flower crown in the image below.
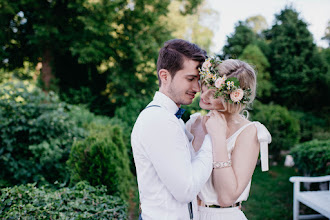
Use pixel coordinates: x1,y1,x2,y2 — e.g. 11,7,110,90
226,77,240,86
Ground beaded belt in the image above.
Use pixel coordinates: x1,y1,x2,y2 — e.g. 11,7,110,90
201,201,242,209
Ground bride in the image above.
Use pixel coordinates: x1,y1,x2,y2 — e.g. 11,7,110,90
186,57,271,220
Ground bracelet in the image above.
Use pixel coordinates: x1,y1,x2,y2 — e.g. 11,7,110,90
213,160,232,169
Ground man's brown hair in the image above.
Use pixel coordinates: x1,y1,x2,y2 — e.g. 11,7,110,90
157,39,207,86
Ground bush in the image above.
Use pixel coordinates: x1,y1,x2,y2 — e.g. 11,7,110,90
67,120,132,200
0,81,85,185
0,181,128,219
290,139,330,176
250,101,300,161
291,110,329,142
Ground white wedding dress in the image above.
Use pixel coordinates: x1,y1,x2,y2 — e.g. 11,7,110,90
186,113,271,220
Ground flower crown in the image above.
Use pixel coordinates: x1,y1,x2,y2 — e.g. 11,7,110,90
199,56,252,104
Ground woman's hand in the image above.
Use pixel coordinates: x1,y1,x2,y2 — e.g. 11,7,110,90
190,115,207,151
205,110,227,139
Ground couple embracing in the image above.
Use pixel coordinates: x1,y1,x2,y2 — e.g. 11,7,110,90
131,39,271,220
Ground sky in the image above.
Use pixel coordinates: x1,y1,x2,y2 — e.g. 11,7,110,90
207,0,330,54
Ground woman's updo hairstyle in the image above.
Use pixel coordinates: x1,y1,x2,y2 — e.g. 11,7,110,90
215,59,257,114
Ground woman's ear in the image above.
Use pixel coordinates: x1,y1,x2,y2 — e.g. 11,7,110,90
158,69,171,85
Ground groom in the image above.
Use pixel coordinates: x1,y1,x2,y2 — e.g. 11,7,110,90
131,39,213,220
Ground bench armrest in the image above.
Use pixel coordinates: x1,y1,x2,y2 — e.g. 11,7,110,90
289,175,330,183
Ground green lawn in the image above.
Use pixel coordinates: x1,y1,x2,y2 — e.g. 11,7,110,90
244,165,298,220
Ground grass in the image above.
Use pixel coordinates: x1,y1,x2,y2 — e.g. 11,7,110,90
243,165,298,220
129,165,299,220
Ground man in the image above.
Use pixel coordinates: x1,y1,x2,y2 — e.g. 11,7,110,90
131,39,213,220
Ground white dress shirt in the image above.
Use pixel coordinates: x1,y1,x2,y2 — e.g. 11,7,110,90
131,92,213,220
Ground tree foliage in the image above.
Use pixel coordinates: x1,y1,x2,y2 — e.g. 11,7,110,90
0,81,85,186
221,21,257,59
246,15,268,35
0,0,204,115
239,44,272,100
322,20,330,46
163,0,217,53
266,6,328,110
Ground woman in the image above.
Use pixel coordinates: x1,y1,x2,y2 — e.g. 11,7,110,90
186,57,271,220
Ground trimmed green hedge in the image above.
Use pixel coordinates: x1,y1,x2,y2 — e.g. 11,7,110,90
67,106,132,200
291,139,330,176
0,181,128,219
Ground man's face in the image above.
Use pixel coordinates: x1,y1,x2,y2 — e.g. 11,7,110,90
165,59,201,106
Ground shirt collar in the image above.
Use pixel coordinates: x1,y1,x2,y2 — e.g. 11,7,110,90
153,91,179,115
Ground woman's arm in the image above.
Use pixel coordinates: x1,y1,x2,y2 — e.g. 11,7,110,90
206,111,260,206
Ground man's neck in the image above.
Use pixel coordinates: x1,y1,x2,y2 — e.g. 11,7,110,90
157,90,180,108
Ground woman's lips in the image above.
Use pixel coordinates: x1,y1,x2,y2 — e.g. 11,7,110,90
201,98,210,105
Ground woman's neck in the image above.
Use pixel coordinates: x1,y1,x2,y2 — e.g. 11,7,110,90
221,112,243,125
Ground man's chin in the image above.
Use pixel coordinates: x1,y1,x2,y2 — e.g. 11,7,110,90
181,99,193,106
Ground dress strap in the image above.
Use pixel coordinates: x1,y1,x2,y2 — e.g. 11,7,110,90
231,122,255,138
253,122,272,171
231,122,271,172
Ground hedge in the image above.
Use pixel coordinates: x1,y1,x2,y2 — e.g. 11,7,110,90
0,181,128,219
290,139,330,176
67,106,133,200
0,81,85,186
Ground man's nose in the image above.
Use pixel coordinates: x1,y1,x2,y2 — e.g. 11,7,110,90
193,80,200,92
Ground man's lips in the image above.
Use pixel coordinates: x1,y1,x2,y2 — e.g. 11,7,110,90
187,93,196,99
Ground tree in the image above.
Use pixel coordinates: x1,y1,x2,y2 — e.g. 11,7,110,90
221,21,256,59
239,44,272,101
162,0,217,53
266,6,328,110
0,0,203,115
246,15,268,35
322,20,330,47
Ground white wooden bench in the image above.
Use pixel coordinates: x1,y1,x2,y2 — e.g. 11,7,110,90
289,175,330,220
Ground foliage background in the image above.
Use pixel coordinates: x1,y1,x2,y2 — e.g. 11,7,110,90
0,0,329,219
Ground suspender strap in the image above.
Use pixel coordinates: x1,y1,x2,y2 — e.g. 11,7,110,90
144,105,161,109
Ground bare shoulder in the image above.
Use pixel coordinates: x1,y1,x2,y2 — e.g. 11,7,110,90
236,120,258,147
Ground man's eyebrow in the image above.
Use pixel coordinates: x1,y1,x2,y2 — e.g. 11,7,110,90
186,74,199,78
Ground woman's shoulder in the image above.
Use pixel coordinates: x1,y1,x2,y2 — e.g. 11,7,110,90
237,120,271,144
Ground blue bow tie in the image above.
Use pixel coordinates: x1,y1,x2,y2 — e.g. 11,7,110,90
175,108,185,119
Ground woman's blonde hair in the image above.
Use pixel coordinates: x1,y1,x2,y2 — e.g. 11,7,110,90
215,59,257,114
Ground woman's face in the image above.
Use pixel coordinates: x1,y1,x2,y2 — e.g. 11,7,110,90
199,84,225,110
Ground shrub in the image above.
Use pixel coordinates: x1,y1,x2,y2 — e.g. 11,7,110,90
67,121,132,200
0,181,128,219
290,139,330,176
0,81,85,185
290,110,329,142
250,101,300,161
